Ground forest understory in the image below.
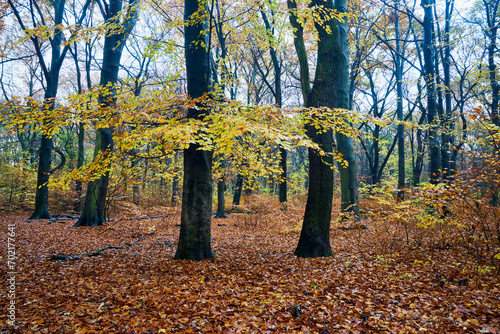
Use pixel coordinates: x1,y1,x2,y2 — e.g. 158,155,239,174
1,196,499,334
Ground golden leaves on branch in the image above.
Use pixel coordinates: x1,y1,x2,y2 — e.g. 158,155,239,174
2,82,440,191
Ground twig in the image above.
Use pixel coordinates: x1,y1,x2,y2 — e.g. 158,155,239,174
49,232,155,260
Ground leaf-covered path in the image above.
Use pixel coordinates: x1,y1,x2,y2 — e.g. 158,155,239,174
1,206,499,333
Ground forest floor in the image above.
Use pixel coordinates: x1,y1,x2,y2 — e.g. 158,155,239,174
0,198,499,333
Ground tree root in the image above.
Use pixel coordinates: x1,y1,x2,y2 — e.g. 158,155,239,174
49,232,155,260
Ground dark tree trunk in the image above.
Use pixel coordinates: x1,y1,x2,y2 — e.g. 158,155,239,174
485,0,500,128
75,0,139,226
174,0,213,260
171,176,179,206
395,1,405,199
441,0,454,180
334,0,358,216
279,147,287,203
294,0,348,258
484,0,500,206
7,0,92,219
31,134,53,219
175,147,214,259
371,125,380,184
232,174,243,206
215,178,227,218
260,9,287,203
76,128,113,226
422,0,442,184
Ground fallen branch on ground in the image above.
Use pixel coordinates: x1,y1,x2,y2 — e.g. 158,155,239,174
49,232,155,260
24,214,79,224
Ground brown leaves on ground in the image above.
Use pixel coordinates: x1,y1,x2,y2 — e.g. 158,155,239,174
0,199,499,334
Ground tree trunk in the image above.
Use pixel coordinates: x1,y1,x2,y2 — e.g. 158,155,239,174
75,0,139,226
171,152,180,206
484,0,500,206
395,0,405,199
422,0,442,184
215,178,227,218
74,122,85,212
260,9,287,203
335,0,358,216
75,128,113,226
31,134,53,219
232,174,243,206
279,147,287,203
294,0,349,258
174,0,213,260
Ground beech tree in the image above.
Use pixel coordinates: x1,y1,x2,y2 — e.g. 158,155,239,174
421,0,441,184
7,0,92,219
289,0,358,258
174,0,214,260
75,0,140,226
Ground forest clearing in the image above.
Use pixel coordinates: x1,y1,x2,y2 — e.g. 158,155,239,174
1,195,499,333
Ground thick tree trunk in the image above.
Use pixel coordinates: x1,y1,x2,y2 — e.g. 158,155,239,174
295,143,334,258
294,0,346,258
174,0,213,260
174,147,214,259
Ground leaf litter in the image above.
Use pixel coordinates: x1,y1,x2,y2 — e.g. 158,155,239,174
0,199,499,334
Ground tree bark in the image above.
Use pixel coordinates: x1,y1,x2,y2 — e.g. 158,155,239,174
260,9,287,203
215,178,227,218
279,147,287,203
232,174,243,206
174,0,214,260
335,0,358,216
76,0,139,226
421,0,441,184
293,0,347,258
